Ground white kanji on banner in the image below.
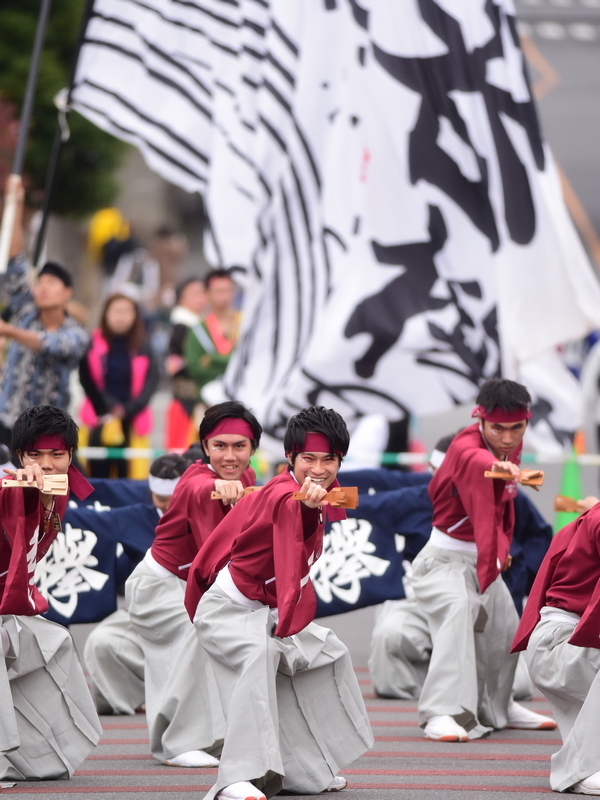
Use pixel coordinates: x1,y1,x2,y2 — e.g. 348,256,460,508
311,518,390,606
35,524,110,619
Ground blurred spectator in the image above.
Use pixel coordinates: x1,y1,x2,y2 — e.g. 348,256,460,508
183,269,241,401
165,277,207,449
88,207,131,275
149,225,189,307
0,176,89,451
106,239,161,313
79,293,159,479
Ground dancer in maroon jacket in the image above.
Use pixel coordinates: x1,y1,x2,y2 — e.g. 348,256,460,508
0,405,101,780
125,401,261,767
512,504,600,794
410,378,555,742
185,406,373,800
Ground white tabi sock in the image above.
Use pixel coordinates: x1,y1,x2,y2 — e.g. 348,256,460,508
322,776,348,792
164,749,219,768
217,781,266,800
506,699,557,730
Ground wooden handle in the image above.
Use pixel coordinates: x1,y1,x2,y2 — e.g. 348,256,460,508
210,486,261,500
0,175,19,274
291,486,359,509
2,474,68,495
554,495,579,513
484,469,544,489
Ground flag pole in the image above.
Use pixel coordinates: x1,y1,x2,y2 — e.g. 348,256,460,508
32,0,96,267
0,0,53,273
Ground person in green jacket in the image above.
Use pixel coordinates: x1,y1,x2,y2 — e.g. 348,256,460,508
183,270,241,401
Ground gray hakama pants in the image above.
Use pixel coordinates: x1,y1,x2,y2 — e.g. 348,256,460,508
194,585,374,799
369,599,431,699
0,614,101,780
125,559,225,762
411,543,519,729
526,610,600,792
369,597,533,702
84,609,145,715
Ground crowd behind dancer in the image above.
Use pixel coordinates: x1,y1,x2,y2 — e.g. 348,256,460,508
0,405,101,780
125,401,262,767
83,453,191,716
409,378,556,742
165,276,208,448
79,292,159,478
0,176,89,456
185,406,374,800
183,269,241,404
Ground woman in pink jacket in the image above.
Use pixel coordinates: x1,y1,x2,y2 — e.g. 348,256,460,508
79,293,159,478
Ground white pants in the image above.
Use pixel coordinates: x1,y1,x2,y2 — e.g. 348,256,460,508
125,560,225,762
84,609,145,715
0,614,101,780
369,599,431,699
369,598,533,701
526,612,600,792
194,585,374,799
411,543,519,729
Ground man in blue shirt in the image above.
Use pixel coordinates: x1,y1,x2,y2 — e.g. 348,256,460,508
0,176,89,449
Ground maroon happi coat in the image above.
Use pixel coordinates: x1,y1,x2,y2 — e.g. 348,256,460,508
151,462,256,580
184,470,346,638
512,504,600,652
0,467,93,615
428,423,520,593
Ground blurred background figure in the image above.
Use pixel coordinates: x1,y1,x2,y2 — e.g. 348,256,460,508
106,235,160,315
183,269,241,404
149,225,189,309
88,207,131,291
79,292,159,479
165,276,206,449
0,176,89,455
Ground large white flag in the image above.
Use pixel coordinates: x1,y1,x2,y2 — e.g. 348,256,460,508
70,0,600,448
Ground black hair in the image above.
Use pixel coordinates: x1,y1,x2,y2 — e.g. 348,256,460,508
476,378,531,414
182,442,205,463
199,401,262,463
150,453,190,480
175,276,204,304
205,268,233,289
284,406,350,464
38,261,73,288
433,433,456,453
11,405,79,455
154,225,176,238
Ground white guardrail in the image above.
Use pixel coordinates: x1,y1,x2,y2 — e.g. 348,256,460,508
77,447,600,467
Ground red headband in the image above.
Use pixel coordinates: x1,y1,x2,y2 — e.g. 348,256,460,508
292,432,341,455
29,435,69,450
204,418,255,441
472,405,531,423
22,435,93,501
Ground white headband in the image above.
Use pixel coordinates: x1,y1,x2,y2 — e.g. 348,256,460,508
429,449,446,470
148,475,181,496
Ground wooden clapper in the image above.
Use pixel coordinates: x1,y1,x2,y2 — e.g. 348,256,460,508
484,469,544,491
211,485,360,509
2,474,69,495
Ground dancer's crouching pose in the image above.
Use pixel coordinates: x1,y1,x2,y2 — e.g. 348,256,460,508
185,406,374,800
0,405,101,780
